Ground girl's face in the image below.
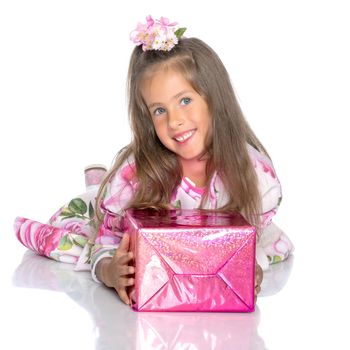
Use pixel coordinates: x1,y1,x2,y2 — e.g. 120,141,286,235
141,68,212,165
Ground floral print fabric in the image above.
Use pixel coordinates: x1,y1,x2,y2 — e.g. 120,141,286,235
14,188,98,270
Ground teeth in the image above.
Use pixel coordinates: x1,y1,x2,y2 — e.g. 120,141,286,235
175,130,194,142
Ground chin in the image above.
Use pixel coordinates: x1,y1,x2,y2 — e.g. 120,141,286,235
177,154,205,162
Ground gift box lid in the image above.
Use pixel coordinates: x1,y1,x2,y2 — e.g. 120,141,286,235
125,208,253,229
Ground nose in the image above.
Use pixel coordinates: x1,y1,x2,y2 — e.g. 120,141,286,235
168,108,184,129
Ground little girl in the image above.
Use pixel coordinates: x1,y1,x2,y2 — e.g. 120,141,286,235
15,16,293,306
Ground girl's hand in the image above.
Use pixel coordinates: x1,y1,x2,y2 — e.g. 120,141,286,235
255,263,263,304
97,234,135,305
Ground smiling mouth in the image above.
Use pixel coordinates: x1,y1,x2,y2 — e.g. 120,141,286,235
174,130,195,142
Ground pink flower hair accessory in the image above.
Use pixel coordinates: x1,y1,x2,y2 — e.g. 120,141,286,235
130,15,186,51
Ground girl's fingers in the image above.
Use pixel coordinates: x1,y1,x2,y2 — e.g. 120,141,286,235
117,251,134,265
117,288,130,305
118,233,130,254
254,285,261,305
118,277,135,287
255,264,263,285
254,264,263,304
119,265,135,276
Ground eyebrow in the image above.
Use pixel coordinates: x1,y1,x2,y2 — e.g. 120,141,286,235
147,90,192,109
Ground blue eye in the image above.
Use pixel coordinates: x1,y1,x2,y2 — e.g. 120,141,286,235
180,97,192,105
153,107,166,116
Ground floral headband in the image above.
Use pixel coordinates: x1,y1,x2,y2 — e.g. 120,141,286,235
130,15,186,52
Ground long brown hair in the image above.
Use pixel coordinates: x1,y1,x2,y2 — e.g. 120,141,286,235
96,38,269,231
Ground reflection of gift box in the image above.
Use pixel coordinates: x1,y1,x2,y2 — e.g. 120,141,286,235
136,309,264,349
125,209,256,312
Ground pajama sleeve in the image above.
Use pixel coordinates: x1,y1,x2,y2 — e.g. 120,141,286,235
248,145,294,270
90,159,136,283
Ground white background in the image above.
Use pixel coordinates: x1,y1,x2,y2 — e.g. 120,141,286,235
1,1,349,349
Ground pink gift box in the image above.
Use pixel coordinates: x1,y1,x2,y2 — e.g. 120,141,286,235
125,209,257,312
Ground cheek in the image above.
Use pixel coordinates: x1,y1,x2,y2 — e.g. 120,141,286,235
152,119,167,140
200,109,211,131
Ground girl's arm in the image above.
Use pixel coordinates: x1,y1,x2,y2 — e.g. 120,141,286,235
249,146,294,270
94,234,135,305
90,212,124,282
90,211,135,305
90,159,137,303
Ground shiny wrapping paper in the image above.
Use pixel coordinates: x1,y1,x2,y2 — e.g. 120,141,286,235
125,209,256,312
